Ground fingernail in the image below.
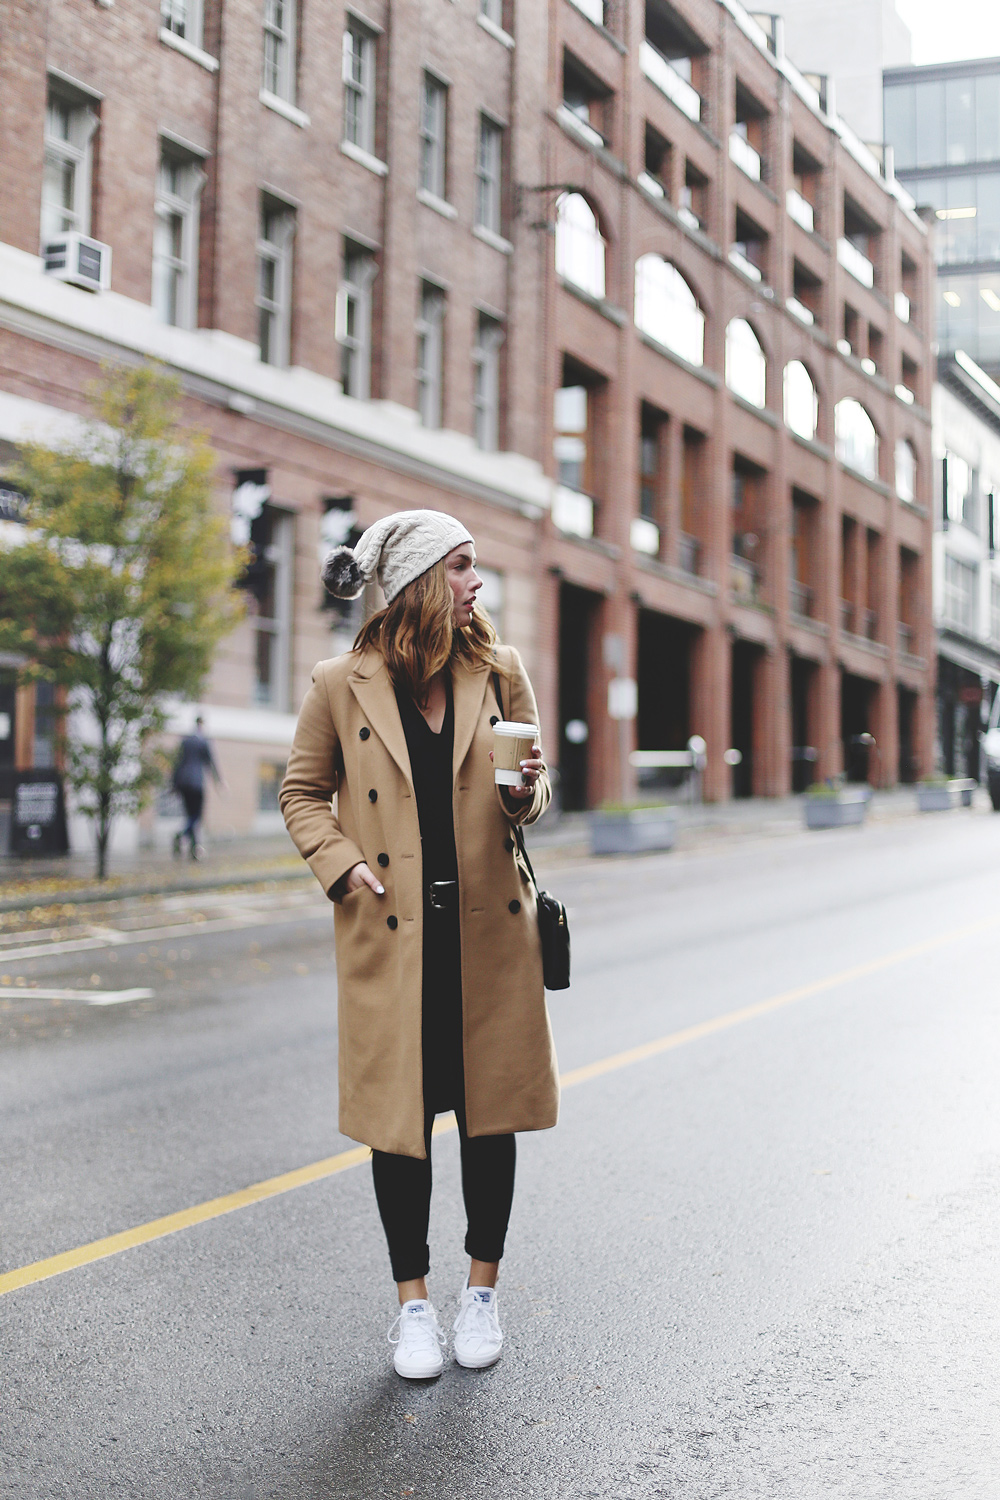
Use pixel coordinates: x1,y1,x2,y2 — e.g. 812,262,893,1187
375,884,385,895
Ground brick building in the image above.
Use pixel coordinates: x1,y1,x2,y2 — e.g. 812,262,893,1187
0,0,935,847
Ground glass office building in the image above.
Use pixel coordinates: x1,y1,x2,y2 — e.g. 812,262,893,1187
885,59,1000,372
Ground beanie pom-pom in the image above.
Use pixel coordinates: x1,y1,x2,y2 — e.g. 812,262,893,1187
322,546,365,599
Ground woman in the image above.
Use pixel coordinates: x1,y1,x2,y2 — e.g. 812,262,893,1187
280,509,558,1380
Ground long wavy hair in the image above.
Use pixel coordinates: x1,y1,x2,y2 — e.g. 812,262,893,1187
353,557,502,701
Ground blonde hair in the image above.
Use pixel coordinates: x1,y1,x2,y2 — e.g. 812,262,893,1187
353,557,502,700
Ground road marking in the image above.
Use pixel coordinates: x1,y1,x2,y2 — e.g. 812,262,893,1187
2,912,996,1300
3,987,154,1006
0,904,328,964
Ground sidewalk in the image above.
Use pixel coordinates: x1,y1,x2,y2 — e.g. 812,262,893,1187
0,786,986,912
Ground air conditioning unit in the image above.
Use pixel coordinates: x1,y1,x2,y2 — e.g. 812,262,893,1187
43,232,112,292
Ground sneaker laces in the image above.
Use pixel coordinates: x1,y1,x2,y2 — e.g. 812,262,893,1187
388,1305,446,1357
454,1295,499,1344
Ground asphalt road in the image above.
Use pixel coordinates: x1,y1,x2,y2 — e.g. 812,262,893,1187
3,809,1000,1499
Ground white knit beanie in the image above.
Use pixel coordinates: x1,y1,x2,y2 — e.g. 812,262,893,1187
322,509,474,605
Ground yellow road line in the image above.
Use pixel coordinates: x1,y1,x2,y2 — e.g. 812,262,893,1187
2,914,995,1300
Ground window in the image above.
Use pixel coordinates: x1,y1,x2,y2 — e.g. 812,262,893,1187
472,314,503,451
257,201,295,367
337,242,377,399
944,554,977,633
152,149,204,329
945,451,977,527
343,19,376,154
160,0,202,45
680,159,708,231
640,125,671,199
262,0,296,103
258,760,287,812
790,491,817,618
41,88,97,246
554,385,588,492
895,439,917,504
730,457,766,601
639,405,665,521
731,81,767,181
476,564,505,636
416,282,445,428
475,115,503,235
248,505,294,709
725,319,766,409
731,207,768,283
555,193,605,300
783,361,817,441
835,399,879,479
561,53,610,149
634,255,704,367
420,74,448,200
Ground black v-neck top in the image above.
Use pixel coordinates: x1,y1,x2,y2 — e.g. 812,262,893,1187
394,675,458,888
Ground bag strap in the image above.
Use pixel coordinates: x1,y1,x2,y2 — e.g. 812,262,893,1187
492,671,543,895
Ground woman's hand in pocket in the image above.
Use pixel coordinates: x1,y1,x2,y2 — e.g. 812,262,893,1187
344,862,385,896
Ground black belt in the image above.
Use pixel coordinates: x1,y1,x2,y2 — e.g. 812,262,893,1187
427,880,459,911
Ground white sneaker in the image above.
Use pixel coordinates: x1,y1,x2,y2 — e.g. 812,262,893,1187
387,1299,446,1379
452,1281,503,1369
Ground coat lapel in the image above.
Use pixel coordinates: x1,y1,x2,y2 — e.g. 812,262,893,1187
452,657,490,784
348,652,413,790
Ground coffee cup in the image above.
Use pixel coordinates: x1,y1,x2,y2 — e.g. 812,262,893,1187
493,720,538,787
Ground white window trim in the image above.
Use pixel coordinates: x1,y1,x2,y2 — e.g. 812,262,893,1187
337,247,378,400
342,20,376,156
259,90,310,128
419,74,448,202
262,0,297,107
477,13,515,48
153,152,206,331
416,285,445,429
41,92,99,247
472,316,504,451
475,114,503,236
473,224,513,254
417,187,458,220
340,139,388,176
257,207,296,368
160,0,204,49
158,27,220,71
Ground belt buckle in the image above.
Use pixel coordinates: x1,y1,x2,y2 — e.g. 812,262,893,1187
429,881,454,910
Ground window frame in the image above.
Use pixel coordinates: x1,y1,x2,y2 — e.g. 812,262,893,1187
725,318,767,410
634,254,705,367
475,114,503,235
160,0,203,47
152,147,205,330
342,18,376,154
555,192,606,300
336,241,378,400
256,200,295,368
472,312,504,451
41,87,98,247
419,72,448,201
416,282,445,429
262,0,297,104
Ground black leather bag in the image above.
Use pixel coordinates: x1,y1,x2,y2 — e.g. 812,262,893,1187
492,674,571,991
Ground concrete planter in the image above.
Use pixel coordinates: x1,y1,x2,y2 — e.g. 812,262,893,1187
917,784,952,812
589,806,678,856
803,788,869,829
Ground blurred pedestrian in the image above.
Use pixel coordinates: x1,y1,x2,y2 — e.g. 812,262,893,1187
171,715,221,860
280,510,558,1380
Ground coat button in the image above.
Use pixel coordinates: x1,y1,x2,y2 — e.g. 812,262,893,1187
377,853,389,867
387,915,398,930
504,837,514,852
359,726,370,740
369,788,378,802
490,715,499,727
508,899,520,914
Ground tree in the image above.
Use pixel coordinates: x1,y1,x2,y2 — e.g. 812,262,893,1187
0,365,245,878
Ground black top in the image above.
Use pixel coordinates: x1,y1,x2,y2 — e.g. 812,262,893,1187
394,676,458,888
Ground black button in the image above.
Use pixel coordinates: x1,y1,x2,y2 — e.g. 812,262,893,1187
490,715,499,727
387,915,398,930
508,900,521,914
368,789,378,802
377,853,389,868
359,726,370,740
504,837,514,852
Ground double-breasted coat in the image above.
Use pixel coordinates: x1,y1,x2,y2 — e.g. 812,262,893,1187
279,642,560,1159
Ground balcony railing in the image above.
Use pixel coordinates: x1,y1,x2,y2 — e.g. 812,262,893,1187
894,290,910,323
552,485,594,539
897,621,914,655
640,42,701,123
729,131,762,182
786,187,814,233
637,170,665,199
630,516,660,556
730,554,761,603
567,0,604,22
789,579,813,618
679,532,700,576
786,295,814,326
837,237,875,289
677,204,701,232
557,104,606,152
728,246,762,282
840,598,855,632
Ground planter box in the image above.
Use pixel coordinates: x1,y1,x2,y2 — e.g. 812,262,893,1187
917,784,952,812
589,806,678,856
803,788,869,829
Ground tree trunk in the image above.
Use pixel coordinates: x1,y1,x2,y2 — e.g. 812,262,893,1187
96,809,109,881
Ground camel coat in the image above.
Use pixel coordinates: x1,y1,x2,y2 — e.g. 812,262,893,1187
279,643,560,1159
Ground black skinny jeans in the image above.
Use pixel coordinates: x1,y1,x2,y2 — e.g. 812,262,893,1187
371,1102,516,1283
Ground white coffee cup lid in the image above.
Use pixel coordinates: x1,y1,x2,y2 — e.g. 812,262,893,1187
493,720,537,736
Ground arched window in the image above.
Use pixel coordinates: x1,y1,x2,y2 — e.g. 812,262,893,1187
783,361,818,441
835,399,879,479
895,438,917,503
725,318,766,409
555,193,606,300
634,254,705,367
